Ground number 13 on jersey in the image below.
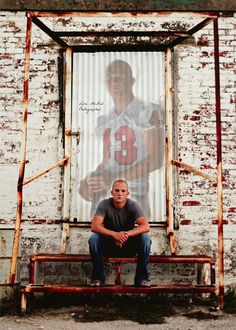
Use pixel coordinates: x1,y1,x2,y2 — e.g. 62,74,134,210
103,126,138,165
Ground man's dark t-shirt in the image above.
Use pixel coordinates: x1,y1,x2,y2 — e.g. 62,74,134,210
94,197,145,257
94,197,144,232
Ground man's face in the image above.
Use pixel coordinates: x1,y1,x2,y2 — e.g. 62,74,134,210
111,182,129,205
106,67,134,98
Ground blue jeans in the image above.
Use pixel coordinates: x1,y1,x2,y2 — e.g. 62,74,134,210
88,233,152,285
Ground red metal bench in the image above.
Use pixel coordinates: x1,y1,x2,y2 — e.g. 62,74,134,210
21,253,216,312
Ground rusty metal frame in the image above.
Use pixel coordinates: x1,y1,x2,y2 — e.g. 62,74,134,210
9,15,70,284
29,11,219,52
9,16,32,286
61,47,73,254
165,47,175,254
213,17,224,309
9,10,224,308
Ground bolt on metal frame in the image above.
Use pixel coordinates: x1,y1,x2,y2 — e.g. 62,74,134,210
9,11,224,308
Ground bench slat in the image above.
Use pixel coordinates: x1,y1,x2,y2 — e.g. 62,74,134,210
30,254,216,264
23,284,216,294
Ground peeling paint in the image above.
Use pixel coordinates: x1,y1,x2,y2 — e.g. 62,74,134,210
197,35,209,46
161,21,190,31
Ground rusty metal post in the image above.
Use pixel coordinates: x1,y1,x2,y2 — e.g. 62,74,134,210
165,47,176,255
211,263,216,286
213,17,224,309
61,47,73,253
29,258,35,284
22,157,69,186
115,262,121,285
21,288,27,312
9,15,32,285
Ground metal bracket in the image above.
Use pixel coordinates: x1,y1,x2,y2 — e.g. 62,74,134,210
65,129,80,137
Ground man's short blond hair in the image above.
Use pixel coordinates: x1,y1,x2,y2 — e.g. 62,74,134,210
112,179,129,190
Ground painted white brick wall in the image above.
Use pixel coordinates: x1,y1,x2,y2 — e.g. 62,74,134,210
0,12,63,225
175,16,236,288
0,12,235,291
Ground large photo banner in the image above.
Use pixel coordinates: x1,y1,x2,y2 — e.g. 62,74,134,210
71,52,165,222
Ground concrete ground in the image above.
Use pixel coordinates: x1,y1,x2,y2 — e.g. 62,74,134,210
1,293,236,329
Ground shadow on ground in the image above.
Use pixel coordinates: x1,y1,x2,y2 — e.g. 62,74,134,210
2,290,236,325
71,295,175,324
24,293,228,325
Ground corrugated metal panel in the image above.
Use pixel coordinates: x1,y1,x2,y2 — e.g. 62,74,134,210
71,52,165,222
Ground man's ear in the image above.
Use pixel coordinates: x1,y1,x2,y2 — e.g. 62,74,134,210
111,190,113,196
131,77,136,87
127,191,129,196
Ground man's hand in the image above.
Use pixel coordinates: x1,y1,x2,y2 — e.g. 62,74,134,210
87,172,107,193
79,177,95,201
79,171,109,201
113,231,129,248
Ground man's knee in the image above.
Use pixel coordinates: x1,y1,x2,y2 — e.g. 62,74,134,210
88,233,101,248
139,233,152,248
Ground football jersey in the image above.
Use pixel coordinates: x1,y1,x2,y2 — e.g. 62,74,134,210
96,98,163,197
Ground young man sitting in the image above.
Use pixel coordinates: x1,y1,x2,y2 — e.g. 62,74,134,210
88,179,152,287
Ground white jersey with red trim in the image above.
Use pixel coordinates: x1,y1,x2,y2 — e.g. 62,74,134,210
96,98,163,198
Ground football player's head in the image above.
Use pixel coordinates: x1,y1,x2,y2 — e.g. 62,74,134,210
105,60,135,98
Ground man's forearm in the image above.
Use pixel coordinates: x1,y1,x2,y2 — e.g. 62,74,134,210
92,224,129,245
91,223,115,238
127,224,150,237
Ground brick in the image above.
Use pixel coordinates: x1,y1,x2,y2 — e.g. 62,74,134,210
182,201,201,206
180,220,192,225
212,220,229,225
